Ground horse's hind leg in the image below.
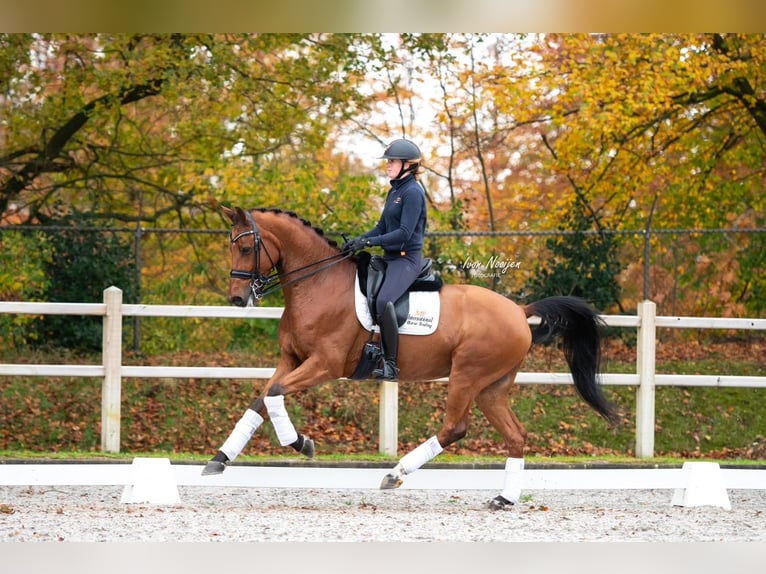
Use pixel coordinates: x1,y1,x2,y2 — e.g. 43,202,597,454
379,435,445,489
380,376,476,489
474,374,528,511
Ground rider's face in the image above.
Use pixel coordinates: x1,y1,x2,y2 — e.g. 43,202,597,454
386,159,404,179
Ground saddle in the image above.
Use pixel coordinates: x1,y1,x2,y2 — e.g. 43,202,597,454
350,251,443,380
355,250,442,327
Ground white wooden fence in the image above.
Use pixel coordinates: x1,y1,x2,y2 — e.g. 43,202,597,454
1,286,764,457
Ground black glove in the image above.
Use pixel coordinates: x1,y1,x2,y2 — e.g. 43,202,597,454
341,236,370,253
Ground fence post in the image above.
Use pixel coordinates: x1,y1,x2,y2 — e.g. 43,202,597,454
379,381,398,456
635,300,656,458
101,286,123,453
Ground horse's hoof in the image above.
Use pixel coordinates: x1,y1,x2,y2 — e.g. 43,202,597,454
201,460,227,476
488,495,515,511
299,436,315,458
379,473,403,490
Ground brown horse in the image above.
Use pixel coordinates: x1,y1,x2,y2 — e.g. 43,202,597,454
202,206,620,510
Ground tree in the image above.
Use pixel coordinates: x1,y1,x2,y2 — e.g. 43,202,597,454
525,201,623,312
1,34,381,220
32,213,139,350
2,33,763,322
0,33,385,308
513,33,766,314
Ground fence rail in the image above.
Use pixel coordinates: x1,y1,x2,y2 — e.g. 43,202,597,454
1,286,764,457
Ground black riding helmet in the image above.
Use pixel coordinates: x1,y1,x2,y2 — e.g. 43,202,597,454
380,138,422,179
380,138,422,162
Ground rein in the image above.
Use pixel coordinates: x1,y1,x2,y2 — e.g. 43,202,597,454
230,210,352,302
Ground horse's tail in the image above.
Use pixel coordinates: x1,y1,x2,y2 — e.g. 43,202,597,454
524,296,621,426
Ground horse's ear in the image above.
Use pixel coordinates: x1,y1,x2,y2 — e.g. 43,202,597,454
222,206,245,225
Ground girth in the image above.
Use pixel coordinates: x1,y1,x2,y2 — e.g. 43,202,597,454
356,251,442,326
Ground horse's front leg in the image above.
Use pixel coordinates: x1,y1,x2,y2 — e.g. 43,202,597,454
202,358,331,476
261,388,315,457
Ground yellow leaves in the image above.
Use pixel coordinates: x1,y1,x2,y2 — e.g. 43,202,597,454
525,33,765,236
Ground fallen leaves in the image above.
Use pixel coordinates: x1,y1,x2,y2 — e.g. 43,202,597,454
1,341,763,459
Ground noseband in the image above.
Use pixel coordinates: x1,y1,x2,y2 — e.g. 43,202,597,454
229,210,277,302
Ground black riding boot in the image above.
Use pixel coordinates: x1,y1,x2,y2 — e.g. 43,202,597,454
373,301,399,380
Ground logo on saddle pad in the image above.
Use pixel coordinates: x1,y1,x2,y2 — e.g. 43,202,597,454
353,252,441,336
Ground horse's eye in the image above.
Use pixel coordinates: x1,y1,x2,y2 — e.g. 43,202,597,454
240,247,252,255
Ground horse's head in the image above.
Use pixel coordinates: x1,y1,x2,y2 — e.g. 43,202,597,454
223,206,278,307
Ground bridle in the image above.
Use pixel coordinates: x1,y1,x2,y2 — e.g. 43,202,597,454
229,209,353,302
229,210,276,303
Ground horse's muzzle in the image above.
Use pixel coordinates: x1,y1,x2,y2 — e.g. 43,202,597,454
229,295,248,307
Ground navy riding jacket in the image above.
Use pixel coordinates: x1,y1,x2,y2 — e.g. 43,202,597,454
361,174,426,257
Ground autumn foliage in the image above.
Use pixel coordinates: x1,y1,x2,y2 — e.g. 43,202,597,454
1,33,764,320
1,34,765,460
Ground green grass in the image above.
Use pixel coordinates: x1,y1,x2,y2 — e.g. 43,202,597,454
2,449,764,467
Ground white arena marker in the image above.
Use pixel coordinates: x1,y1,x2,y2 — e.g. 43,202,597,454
120,457,181,504
671,461,731,510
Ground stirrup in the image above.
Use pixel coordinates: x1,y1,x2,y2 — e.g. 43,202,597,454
372,361,399,381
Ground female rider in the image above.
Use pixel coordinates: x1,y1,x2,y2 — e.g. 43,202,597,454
342,138,427,380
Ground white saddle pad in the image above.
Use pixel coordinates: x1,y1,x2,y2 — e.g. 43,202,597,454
354,276,440,335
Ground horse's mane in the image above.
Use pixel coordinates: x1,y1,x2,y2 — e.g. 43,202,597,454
253,207,340,249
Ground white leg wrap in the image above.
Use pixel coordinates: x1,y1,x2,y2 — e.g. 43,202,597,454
220,408,263,462
399,435,443,475
499,457,525,504
264,394,299,446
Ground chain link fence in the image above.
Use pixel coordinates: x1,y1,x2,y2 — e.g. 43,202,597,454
1,223,764,352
